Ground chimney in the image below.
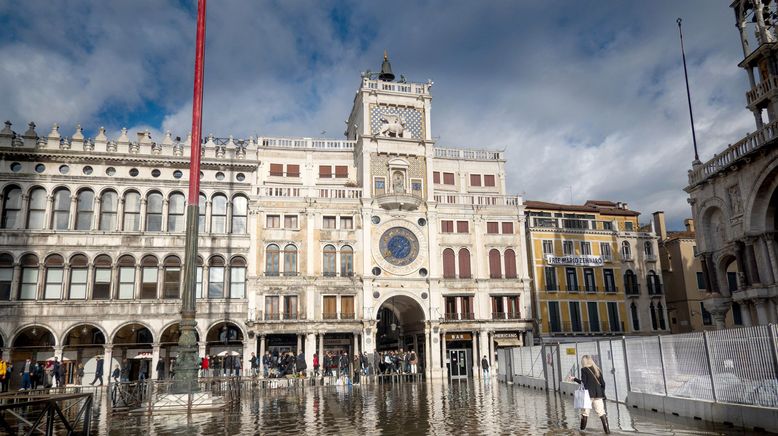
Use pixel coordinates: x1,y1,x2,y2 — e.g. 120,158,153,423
684,219,695,233
652,211,667,240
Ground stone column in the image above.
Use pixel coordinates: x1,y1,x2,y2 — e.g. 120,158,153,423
488,331,495,374
10,264,20,301
156,265,164,299
86,263,95,300
44,194,54,230
134,264,142,299
243,336,257,377
258,335,266,376
296,334,302,354
305,333,316,376
139,198,147,232
204,201,212,233
116,197,125,231
68,195,77,230
19,194,29,230
198,341,207,359
472,331,479,379
61,265,71,300
762,234,778,284
53,345,63,361
353,331,360,356
161,199,169,232
318,332,324,370
226,202,233,234
768,299,778,324
438,329,446,376
151,343,161,380
103,344,114,379
755,298,770,325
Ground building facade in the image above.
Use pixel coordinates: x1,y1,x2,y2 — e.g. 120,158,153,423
653,214,745,333
0,57,532,385
685,0,778,328
525,200,667,341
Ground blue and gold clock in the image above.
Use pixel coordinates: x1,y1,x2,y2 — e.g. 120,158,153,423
379,227,420,267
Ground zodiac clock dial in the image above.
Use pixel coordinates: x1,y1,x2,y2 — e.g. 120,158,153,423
379,227,420,267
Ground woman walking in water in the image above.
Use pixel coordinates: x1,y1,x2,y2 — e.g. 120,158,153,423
569,355,610,433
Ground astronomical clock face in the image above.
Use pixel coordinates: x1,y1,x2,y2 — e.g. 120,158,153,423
379,227,419,266
371,219,427,275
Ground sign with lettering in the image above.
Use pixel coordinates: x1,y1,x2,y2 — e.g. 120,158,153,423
566,348,577,355
545,254,604,267
445,333,472,341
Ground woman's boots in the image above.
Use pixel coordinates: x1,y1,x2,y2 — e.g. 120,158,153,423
580,415,588,430
600,415,610,434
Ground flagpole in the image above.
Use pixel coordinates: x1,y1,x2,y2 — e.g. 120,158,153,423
677,18,700,164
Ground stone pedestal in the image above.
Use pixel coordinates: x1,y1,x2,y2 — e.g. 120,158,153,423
702,295,732,330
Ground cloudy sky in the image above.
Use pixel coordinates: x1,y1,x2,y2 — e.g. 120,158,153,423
0,1,754,229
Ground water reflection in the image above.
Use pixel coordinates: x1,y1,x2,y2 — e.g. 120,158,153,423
101,380,757,435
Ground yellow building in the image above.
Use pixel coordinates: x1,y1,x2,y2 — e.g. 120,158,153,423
525,200,667,341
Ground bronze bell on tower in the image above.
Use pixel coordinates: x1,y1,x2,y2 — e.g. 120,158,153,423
379,50,395,82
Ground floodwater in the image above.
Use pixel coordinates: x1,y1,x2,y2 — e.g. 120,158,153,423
95,380,761,435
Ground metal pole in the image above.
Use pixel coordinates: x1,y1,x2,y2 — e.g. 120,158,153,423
657,335,668,396
677,18,700,163
702,331,717,402
621,336,631,393
176,0,207,393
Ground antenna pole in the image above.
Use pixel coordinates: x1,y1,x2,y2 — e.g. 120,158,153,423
677,18,700,164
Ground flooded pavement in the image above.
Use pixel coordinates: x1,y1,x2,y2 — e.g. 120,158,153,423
96,380,761,435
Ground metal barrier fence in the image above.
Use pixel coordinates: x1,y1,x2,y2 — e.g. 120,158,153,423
0,391,93,435
498,324,778,408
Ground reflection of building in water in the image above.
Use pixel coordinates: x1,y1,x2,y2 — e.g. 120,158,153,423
0,54,530,382
685,1,778,328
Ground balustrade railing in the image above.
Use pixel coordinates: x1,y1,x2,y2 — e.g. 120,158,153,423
433,192,521,206
528,216,615,231
259,136,355,150
433,147,503,160
362,78,430,95
689,119,778,185
257,186,362,199
746,75,778,106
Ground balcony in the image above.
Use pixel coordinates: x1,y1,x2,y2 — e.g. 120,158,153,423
256,311,307,322
442,312,475,322
688,119,778,186
746,75,778,107
322,312,357,321
434,193,521,207
584,285,598,293
434,147,502,161
528,216,615,231
645,254,658,262
373,192,424,211
625,283,640,297
564,285,580,293
491,312,521,320
257,185,363,199
621,252,634,262
259,136,356,150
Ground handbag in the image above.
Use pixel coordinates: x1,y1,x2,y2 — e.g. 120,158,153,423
574,384,592,410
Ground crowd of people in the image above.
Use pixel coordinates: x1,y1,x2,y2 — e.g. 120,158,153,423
0,348,422,390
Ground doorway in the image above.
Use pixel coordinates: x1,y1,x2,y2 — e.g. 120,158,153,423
448,349,470,379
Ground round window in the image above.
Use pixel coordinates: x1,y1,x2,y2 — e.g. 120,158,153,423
58,165,70,175
106,167,116,176
151,169,161,178
173,170,183,179
215,172,225,181
371,216,381,225
419,268,428,277
82,166,93,175
371,267,382,276
129,168,139,177
417,218,427,227
10,162,22,173
34,164,45,173
236,173,246,182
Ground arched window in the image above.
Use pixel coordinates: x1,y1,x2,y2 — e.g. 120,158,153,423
631,302,640,331
75,189,94,230
99,190,118,231
624,270,637,294
146,192,163,231
265,244,280,276
504,248,517,279
27,187,47,229
230,257,246,299
0,253,13,300
621,241,632,260
140,255,158,299
93,255,112,300
68,254,88,299
51,188,70,230
168,192,185,232
283,244,298,276
211,194,227,233
658,302,666,330
18,254,39,300
489,249,502,279
43,254,64,300
458,248,471,279
647,270,660,295
208,256,225,298
163,256,181,299
231,195,248,234
123,191,141,231
1,186,22,229
340,245,354,277
198,193,206,231
117,255,136,299
442,248,456,278
323,244,337,276
644,241,653,256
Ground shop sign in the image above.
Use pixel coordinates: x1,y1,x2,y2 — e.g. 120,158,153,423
445,333,472,341
324,338,351,346
545,254,604,267
494,332,518,339
566,347,576,355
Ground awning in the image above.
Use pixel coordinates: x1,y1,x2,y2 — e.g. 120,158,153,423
494,337,522,347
